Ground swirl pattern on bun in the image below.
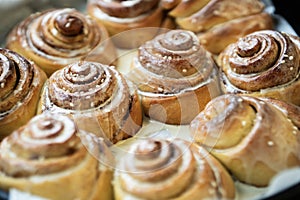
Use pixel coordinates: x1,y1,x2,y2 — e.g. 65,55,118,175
0,113,114,200
87,0,175,49
161,0,273,54
0,48,47,140
38,61,143,144
6,8,117,76
190,94,300,186
113,138,235,200
218,30,300,106
128,29,221,124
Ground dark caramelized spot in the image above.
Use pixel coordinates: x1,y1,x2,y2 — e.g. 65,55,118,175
55,14,84,36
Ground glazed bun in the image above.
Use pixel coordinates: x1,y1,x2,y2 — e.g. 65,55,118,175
190,94,300,186
0,113,114,200
113,138,235,199
6,8,117,76
161,0,273,54
128,29,221,125
0,48,47,140
87,0,176,49
217,30,300,106
38,61,143,144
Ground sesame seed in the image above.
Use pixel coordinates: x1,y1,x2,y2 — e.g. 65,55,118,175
290,67,294,71
70,102,74,107
182,69,187,73
267,141,274,146
293,130,297,135
158,87,163,92
213,10,220,15
289,56,294,60
65,22,71,28
257,116,263,121
211,181,217,187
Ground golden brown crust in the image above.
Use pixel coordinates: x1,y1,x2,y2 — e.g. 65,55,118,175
162,0,273,54
87,0,174,49
6,8,117,76
198,12,273,54
261,97,300,127
176,0,265,32
190,94,300,186
38,61,143,144
162,0,210,18
128,29,221,124
0,113,113,200
218,30,300,106
113,138,235,200
0,48,47,140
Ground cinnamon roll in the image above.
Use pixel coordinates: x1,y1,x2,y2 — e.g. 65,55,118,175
190,94,300,186
161,0,273,54
0,113,114,200
6,8,117,76
87,0,175,49
128,29,221,125
38,61,143,144
218,30,300,106
113,138,235,200
0,48,47,140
